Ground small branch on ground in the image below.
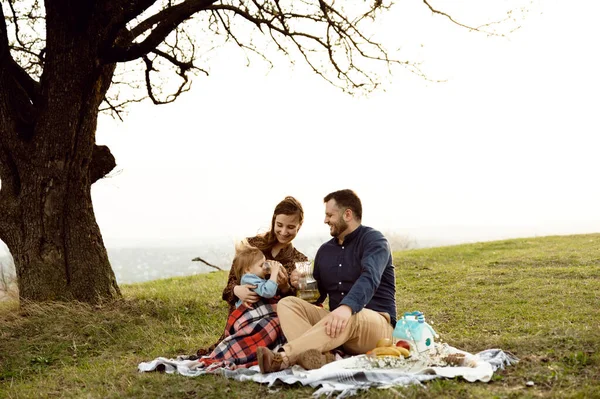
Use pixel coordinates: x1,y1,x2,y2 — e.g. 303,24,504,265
192,256,223,271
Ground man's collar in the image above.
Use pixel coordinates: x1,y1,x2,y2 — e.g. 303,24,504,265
337,224,363,245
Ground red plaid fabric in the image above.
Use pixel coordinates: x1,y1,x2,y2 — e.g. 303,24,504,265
198,300,285,371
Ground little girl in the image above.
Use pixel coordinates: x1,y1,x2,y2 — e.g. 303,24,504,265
233,241,281,308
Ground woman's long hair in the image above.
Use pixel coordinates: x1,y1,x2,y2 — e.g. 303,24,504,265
253,196,304,252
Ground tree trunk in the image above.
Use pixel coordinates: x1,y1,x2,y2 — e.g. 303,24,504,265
13,177,120,302
0,2,121,303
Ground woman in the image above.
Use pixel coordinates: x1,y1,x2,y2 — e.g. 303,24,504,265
223,196,307,314
196,196,307,366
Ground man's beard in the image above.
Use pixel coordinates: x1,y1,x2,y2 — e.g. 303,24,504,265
329,218,348,238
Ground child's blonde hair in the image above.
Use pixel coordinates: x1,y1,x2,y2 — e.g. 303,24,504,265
232,240,265,281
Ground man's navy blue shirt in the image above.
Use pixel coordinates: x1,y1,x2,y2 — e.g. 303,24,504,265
313,225,397,326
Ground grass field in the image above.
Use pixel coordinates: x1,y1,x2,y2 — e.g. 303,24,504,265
1,234,599,398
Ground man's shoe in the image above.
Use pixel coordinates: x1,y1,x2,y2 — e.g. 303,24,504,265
257,346,286,373
297,349,336,370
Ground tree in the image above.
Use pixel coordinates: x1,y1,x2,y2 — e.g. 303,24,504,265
0,0,519,303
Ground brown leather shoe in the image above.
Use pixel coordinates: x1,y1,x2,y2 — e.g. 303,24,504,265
297,349,336,370
257,347,287,374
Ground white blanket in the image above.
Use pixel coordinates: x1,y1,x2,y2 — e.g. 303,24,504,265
138,345,518,398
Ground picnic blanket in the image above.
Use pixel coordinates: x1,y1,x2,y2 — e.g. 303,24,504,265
170,300,285,371
138,343,518,397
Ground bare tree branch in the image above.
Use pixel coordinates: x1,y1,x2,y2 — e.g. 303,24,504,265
7,0,27,49
152,48,207,76
99,97,125,121
99,97,147,117
3,0,46,80
5,0,520,120
192,256,223,271
203,2,426,92
212,9,274,69
422,0,516,36
111,0,158,30
422,0,476,30
142,53,192,104
105,0,219,63
99,0,510,106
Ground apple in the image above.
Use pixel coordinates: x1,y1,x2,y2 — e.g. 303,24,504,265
396,340,410,351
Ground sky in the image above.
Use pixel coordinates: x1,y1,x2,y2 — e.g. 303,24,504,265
88,0,600,248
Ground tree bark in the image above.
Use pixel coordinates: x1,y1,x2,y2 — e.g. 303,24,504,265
13,177,121,302
0,1,121,303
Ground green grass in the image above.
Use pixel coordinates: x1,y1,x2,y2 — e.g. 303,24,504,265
1,234,599,398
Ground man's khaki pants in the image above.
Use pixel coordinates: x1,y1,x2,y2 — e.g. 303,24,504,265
277,296,393,364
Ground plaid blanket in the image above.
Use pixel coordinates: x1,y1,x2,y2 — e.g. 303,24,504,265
172,300,285,372
204,299,284,369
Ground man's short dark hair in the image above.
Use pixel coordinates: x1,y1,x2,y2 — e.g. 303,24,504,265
324,189,362,221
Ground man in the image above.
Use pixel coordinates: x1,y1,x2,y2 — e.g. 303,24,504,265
257,189,397,373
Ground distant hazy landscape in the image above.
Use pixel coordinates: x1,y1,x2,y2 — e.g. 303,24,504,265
0,235,329,285
0,232,426,285
105,234,333,284
2,223,600,285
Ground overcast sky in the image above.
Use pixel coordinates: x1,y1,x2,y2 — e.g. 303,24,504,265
88,0,600,247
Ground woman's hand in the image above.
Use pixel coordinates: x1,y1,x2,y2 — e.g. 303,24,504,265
276,265,289,287
289,269,300,289
233,284,259,304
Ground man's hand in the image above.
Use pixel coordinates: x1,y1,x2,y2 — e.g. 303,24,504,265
233,284,259,304
323,305,353,338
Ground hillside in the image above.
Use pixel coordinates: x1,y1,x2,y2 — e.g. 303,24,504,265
1,233,599,398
